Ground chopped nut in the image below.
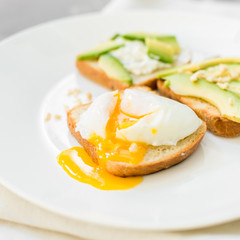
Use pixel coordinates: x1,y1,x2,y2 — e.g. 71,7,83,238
68,88,81,96
54,114,62,120
190,70,205,82
195,64,239,85
129,143,138,152
217,82,229,89
86,92,92,100
190,74,198,82
45,113,51,121
73,89,81,97
76,98,82,105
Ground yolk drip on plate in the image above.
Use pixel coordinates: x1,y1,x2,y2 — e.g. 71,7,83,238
57,147,142,190
57,92,146,190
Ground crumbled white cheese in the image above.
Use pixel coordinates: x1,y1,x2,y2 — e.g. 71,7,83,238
190,74,198,82
217,82,229,89
219,76,231,82
218,64,229,75
206,65,240,83
229,69,239,79
190,70,205,82
206,75,214,82
111,39,171,76
190,65,240,88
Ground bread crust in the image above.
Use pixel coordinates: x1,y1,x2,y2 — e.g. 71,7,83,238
76,60,129,90
76,59,158,90
106,124,206,176
67,103,206,177
67,104,99,164
157,80,240,137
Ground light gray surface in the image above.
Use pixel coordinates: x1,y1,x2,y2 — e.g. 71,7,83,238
0,0,110,40
1,0,240,239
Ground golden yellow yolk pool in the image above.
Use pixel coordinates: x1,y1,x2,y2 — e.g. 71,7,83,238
57,93,145,190
57,147,142,190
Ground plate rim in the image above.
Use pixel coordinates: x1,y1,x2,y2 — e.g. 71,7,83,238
1,9,240,231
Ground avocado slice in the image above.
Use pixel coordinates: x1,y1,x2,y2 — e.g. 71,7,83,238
157,37,181,54
157,58,240,78
122,32,175,41
78,41,124,60
110,33,121,40
146,38,174,64
163,73,240,123
98,53,133,85
122,32,180,54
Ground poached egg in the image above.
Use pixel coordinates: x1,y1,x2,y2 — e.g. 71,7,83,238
58,88,202,190
76,88,202,146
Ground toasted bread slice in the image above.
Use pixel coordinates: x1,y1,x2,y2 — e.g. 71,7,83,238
67,103,206,177
157,80,240,137
76,60,159,90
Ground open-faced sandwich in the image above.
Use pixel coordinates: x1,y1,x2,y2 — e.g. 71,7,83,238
157,57,240,137
61,87,206,190
76,32,182,90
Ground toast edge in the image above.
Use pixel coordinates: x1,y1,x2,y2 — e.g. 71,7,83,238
157,79,240,137
67,104,99,164
106,123,206,177
76,60,129,90
76,59,158,90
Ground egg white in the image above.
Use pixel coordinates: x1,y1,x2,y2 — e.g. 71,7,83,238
76,89,202,146
116,89,202,145
75,91,118,139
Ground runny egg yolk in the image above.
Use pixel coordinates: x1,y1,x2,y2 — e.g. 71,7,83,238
57,147,142,190
88,93,147,166
57,93,146,190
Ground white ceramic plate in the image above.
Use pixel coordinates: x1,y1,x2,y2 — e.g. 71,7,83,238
1,10,240,231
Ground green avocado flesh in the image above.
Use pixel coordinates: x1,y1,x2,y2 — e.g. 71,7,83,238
157,58,240,78
122,32,180,54
122,32,174,41
98,53,133,85
163,73,240,123
228,81,240,96
157,37,180,54
146,38,174,63
78,41,124,60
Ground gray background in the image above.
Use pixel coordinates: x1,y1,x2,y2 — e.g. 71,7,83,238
0,0,110,40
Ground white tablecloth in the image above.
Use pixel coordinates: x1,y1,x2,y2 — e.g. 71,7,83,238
1,0,240,239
